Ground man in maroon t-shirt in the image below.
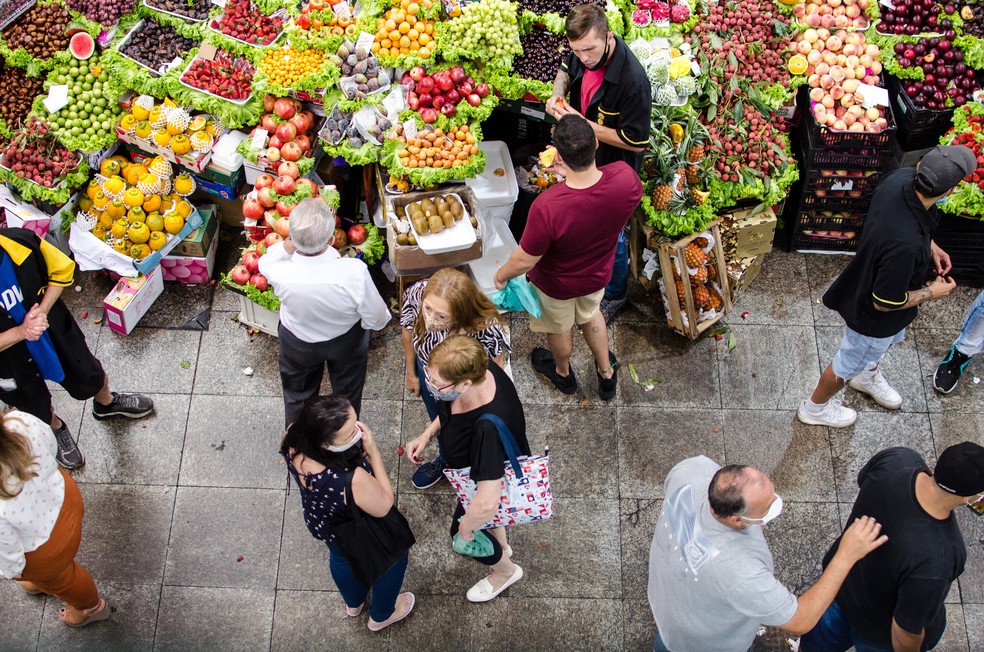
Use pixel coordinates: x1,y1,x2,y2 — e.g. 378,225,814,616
494,115,642,400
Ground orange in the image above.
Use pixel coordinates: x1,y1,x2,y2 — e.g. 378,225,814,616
788,54,808,75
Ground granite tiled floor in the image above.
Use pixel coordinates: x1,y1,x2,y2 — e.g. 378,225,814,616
3,243,983,651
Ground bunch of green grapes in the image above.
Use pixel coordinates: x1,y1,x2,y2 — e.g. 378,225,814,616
445,0,522,62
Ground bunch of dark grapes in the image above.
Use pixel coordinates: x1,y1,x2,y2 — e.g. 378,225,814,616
144,0,210,21
64,0,139,26
0,0,32,29
514,26,569,82
516,0,603,16
120,20,197,71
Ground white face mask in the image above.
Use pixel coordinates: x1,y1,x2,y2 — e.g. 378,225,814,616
327,424,363,452
740,494,784,526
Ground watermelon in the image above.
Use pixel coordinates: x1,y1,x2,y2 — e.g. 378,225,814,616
69,32,95,60
64,21,89,37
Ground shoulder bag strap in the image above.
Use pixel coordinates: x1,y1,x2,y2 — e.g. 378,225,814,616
476,413,524,479
344,470,364,523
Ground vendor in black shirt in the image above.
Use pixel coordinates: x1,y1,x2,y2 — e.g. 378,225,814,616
405,335,529,604
797,146,975,430
801,443,984,652
546,3,651,323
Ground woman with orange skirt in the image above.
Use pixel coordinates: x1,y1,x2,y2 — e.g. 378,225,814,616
1,408,109,627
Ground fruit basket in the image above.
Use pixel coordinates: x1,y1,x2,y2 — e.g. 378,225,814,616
404,192,477,254
207,0,285,49
115,18,198,77
0,1,74,74
800,189,874,212
178,49,255,106
114,110,223,173
799,123,893,171
887,75,957,139
0,151,82,192
0,0,36,31
805,104,897,149
142,0,210,22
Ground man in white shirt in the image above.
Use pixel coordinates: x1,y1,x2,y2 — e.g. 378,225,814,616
647,456,887,652
259,198,391,426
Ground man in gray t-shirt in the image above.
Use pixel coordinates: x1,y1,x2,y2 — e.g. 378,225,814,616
647,456,888,652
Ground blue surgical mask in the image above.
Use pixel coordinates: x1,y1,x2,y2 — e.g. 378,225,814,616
740,494,784,526
428,381,465,402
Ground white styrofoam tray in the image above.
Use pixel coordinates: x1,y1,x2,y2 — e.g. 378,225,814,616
406,193,477,254
466,140,518,208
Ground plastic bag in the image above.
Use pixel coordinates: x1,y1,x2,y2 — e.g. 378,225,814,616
491,276,542,318
452,528,495,558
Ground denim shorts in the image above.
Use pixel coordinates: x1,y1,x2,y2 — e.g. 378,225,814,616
831,327,905,380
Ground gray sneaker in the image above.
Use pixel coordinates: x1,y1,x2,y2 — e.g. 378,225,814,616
53,419,85,470
92,392,154,420
599,296,629,324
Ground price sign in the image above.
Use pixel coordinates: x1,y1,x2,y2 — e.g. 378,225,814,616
43,85,69,113
251,128,269,151
402,119,418,140
356,31,375,53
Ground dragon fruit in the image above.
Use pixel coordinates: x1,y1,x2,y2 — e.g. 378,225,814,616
670,2,691,22
631,9,652,25
636,0,656,8
651,2,671,21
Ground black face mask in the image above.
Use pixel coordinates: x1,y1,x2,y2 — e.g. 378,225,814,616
586,34,612,71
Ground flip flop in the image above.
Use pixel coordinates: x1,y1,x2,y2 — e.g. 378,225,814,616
60,598,111,628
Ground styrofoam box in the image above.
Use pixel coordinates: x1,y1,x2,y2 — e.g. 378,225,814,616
104,266,164,335
238,294,279,336
466,140,519,223
467,216,518,300
160,223,219,284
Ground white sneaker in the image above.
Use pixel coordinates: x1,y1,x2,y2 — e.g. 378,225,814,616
848,370,903,410
797,398,857,428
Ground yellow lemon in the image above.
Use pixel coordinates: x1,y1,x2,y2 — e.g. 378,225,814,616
146,212,165,232
129,244,150,261
102,175,125,196
135,120,152,139
78,197,93,212
142,194,162,213
85,180,101,200
173,173,195,196
111,218,129,239
100,158,121,177
97,212,114,230
124,164,147,186
106,199,126,219
788,54,808,75
91,225,107,241
174,200,193,219
152,129,172,148
188,116,207,132
131,104,150,121
127,206,146,224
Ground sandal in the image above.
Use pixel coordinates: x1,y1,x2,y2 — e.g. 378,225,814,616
59,598,111,628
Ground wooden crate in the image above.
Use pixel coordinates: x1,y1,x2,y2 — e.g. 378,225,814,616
657,220,732,340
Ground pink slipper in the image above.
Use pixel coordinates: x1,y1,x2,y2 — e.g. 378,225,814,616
367,592,415,632
346,602,364,617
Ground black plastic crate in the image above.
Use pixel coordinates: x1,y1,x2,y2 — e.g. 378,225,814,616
793,209,865,230
806,170,880,194
800,121,893,172
804,103,897,150
800,190,874,212
948,260,984,287
888,75,955,137
792,230,862,253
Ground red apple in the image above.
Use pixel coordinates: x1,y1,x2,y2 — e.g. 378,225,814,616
257,187,276,208
274,97,296,120
457,82,472,97
420,107,438,124
440,102,456,117
243,198,265,220
273,175,295,195
333,227,347,249
264,232,284,248
276,200,294,217
274,217,291,238
231,264,251,285
242,251,261,274
466,93,481,107
445,90,461,105
449,66,467,85
416,76,435,94
465,76,475,86
250,273,269,292
275,122,297,143
409,65,426,82
400,72,416,91
417,92,432,108
408,95,420,110
278,161,300,179
436,74,454,92
347,224,367,245
474,83,491,98
432,94,446,109
281,141,303,162
254,174,275,189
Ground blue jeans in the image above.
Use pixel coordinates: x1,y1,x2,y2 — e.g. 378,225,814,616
326,541,408,622
604,230,629,301
800,601,945,652
954,290,984,357
652,629,752,652
416,357,446,461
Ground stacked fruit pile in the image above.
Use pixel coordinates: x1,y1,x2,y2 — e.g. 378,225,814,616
244,96,319,168
0,66,45,130
37,49,123,150
390,124,480,170
439,0,521,64
180,50,255,102
514,27,569,83
260,46,330,90
291,0,357,38
64,0,137,26
143,0,211,21
0,116,81,187
892,38,977,109
118,20,197,74
241,161,318,245
671,237,725,314
80,154,196,261
400,65,492,122
210,0,284,47
874,0,940,34
371,0,437,61
791,0,872,30
118,97,221,158
1,2,72,63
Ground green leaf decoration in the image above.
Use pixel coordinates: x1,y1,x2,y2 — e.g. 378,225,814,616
221,273,281,311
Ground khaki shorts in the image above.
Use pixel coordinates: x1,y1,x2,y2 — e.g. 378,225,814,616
529,284,605,333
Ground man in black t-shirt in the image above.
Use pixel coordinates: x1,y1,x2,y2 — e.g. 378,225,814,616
798,146,975,429
800,442,984,652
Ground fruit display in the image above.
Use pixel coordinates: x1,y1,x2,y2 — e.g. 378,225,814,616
259,45,332,91
143,0,211,21
371,1,437,62
118,96,222,159
400,64,492,122
389,124,480,170
332,39,389,99
35,49,123,151
64,0,137,26
1,2,72,63
239,95,320,173
636,43,699,105
516,0,604,14
875,0,941,34
180,50,255,102
79,159,197,262
0,117,82,188
628,0,693,28
240,160,320,244
438,0,520,64
954,3,984,38
209,0,285,47
0,0,35,29
667,236,725,316
0,65,45,131
891,37,977,109
118,20,197,75
523,145,564,192
227,240,275,302
514,27,569,83
937,104,984,216
290,0,358,40
791,0,872,31
402,192,473,237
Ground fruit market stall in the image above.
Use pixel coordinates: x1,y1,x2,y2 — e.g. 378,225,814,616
1,0,984,336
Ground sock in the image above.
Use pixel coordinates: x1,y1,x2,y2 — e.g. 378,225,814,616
804,398,826,414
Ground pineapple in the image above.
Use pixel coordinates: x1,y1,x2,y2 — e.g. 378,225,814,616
691,266,708,286
652,175,674,211
667,187,696,215
674,279,687,304
684,242,707,269
693,285,711,310
708,287,723,311
691,188,710,206
694,237,709,249
685,116,710,164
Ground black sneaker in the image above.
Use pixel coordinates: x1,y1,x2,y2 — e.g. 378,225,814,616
597,351,618,401
412,457,446,490
531,348,578,394
599,296,629,325
934,346,972,394
53,419,85,470
92,392,155,420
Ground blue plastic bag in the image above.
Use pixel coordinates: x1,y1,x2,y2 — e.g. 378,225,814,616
491,276,542,318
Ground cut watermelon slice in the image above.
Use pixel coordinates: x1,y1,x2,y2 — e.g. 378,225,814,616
64,21,89,37
69,32,95,60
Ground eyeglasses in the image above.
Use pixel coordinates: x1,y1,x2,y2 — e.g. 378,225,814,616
431,380,458,392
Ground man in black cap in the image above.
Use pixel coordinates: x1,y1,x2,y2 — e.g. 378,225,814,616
798,145,977,428
800,442,984,651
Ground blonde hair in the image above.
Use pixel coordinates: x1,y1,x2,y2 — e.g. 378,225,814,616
413,268,505,341
429,335,489,385
0,410,39,500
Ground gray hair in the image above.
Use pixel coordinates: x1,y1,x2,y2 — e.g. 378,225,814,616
288,198,336,255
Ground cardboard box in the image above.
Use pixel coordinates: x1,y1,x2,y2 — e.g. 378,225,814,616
161,220,219,284
84,141,120,170
727,254,765,301
104,266,164,335
171,206,218,257
719,206,777,259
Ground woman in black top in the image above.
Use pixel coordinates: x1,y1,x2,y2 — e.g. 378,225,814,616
281,395,415,631
406,336,530,603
